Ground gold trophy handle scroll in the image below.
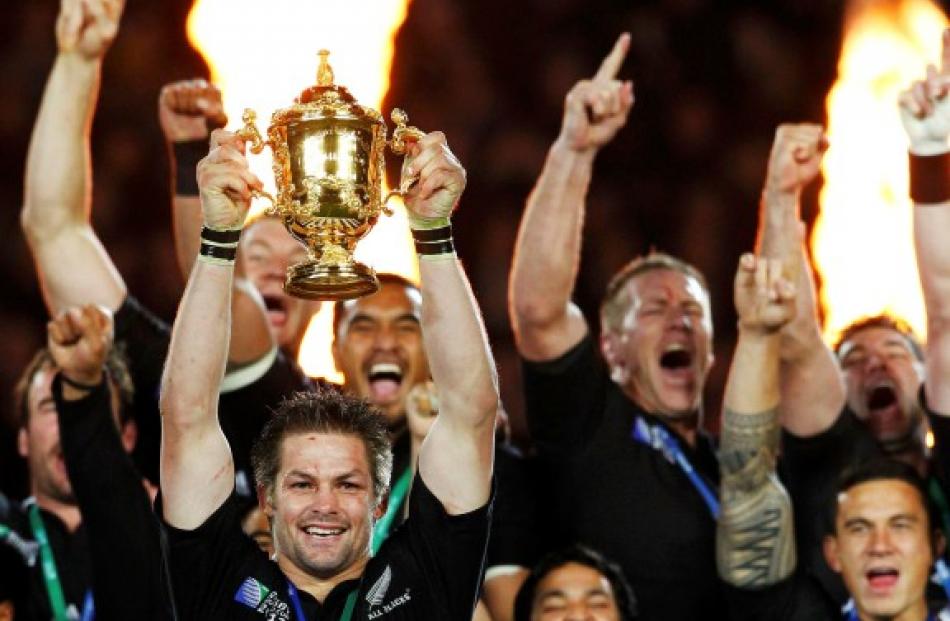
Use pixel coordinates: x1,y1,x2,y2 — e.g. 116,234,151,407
235,108,280,217
383,108,427,212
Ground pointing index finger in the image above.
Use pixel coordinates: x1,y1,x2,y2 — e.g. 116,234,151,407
594,33,631,82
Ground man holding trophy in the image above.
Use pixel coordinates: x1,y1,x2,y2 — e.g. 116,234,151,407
159,110,498,621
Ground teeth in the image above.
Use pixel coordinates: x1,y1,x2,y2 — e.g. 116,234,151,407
305,527,343,536
371,362,401,375
664,343,686,352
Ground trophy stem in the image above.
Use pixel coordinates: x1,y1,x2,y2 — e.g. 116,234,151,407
285,243,379,300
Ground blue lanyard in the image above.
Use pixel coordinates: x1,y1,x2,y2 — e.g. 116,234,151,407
287,580,356,621
630,416,720,519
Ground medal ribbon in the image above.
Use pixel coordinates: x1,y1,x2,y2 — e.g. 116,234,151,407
287,580,357,621
371,466,414,555
631,416,720,519
28,503,93,621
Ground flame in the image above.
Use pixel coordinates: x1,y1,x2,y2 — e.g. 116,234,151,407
187,0,417,382
812,0,947,345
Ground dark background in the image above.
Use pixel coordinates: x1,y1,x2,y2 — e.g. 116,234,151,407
0,0,928,497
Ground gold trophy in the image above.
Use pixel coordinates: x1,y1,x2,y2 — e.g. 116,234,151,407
237,50,424,300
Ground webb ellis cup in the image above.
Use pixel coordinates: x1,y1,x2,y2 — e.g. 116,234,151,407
238,50,423,300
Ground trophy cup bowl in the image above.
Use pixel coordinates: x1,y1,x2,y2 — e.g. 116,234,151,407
237,50,423,300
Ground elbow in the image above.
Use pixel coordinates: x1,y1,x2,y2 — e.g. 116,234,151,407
510,294,564,335
20,200,78,244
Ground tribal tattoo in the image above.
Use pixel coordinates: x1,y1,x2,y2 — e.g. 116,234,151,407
717,406,796,588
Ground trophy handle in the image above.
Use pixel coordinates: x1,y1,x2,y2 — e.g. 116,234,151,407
236,108,281,216
384,108,426,211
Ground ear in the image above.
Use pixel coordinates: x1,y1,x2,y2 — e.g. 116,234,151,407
934,530,946,560
373,494,388,521
257,485,274,517
120,420,138,454
17,427,28,459
823,535,843,573
600,331,627,385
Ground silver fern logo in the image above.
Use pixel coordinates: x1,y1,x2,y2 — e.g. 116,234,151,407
365,565,393,606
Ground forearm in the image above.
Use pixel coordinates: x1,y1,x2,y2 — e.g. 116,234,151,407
718,332,796,587
420,257,498,427
510,142,594,327
22,53,100,237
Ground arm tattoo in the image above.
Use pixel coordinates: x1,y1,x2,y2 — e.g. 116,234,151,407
717,407,796,588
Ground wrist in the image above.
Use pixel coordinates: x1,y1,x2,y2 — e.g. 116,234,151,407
198,225,242,265
60,368,104,391
909,151,950,204
909,139,950,157
736,322,782,340
412,223,456,259
551,137,598,164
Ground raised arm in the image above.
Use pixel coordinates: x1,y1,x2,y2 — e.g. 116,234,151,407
755,124,844,437
509,34,634,362
159,80,274,366
718,254,797,588
160,129,261,529
404,132,499,514
21,0,127,314
902,30,950,414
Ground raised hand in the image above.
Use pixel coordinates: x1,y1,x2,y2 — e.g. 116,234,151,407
56,0,125,59
899,29,950,155
403,132,466,227
197,129,262,230
733,254,796,335
159,79,228,143
764,124,827,195
47,304,113,386
557,33,635,153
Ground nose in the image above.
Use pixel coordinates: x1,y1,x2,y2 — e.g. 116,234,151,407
667,307,693,331
563,603,595,621
373,323,397,350
309,485,342,514
867,528,894,556
863,351,886,373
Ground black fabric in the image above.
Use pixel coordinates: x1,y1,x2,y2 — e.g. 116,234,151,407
160,472,493,620
778,407,883,607
53,375,171,620
388,442,540,571
1,502,91,619
114,295,314,493
521,334,723,621
722,573,840,621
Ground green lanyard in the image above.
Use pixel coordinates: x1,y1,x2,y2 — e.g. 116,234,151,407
28,503,69,621
371,467,413,555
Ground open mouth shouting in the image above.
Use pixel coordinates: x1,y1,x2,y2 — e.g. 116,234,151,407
865,566,900,595
658,343,694,384
863,382,904,435
367,362,404,405
262,293,289,328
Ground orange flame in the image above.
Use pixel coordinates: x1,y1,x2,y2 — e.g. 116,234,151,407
187,0,417,382
813,0,947,345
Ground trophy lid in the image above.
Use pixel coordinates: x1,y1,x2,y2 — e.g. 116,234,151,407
279,50,382,125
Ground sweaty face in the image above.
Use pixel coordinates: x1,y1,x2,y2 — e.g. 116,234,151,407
266,433,381,580
240,218,318,350
601,269,713,417
530,562,622,621
838,327,924,447
18,366,73,505
824,480,934,621
333,283,430,427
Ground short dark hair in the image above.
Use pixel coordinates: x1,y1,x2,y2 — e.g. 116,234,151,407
14,345,134,429
834,314,924,362
600,252,709,333
250,389,393,503
513,544,638,621
332,273,420,340
824,459,942,547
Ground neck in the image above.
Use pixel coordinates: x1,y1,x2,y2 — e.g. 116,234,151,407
279,554,368,603
33,491,81,533
885,443,929,478
648,410,700,447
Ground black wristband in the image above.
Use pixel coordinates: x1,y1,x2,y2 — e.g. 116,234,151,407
411,225,453,243
59,372,104,392
909,152,950,204
172,140,208,196
414,239,455,255
199,242,238,262
200,226,242,245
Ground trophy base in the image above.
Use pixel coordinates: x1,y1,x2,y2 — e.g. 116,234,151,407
284,261,380,301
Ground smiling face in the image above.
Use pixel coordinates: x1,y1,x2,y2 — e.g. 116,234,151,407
838,326,924,447
824,479,934,621
240,218,318,350
600,268,714,417
530,562,622,621
264,432,383,580
332,282,430,427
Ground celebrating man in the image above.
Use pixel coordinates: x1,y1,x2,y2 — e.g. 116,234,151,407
159,124,498,618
